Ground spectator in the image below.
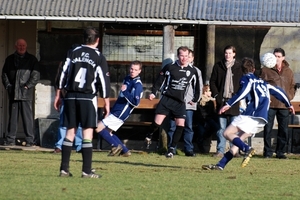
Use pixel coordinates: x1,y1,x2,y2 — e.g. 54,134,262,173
202,57,294,171
95,60,143,157
261,48,296,159
209,45,243,157
195,84,219,154
2,38,40,146
144,46,201,158
167,49,203,156
54,26,111,178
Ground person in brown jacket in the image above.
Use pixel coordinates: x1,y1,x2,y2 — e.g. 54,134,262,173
261,48,295,159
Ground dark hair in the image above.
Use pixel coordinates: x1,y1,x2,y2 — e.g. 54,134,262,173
131,60,143,69
202,84,210,94
224,45,236,58
177,46,189,56
83,26,99,45
241,57,255,74
189,49,194,57
273,48,285,56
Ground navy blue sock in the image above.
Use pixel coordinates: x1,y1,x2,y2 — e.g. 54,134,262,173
112,134,129,153
217,151,234,169
99,129,118,147
232,137,249,152
60,138,73,172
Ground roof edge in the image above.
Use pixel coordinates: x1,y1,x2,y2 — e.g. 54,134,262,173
1,16,300,27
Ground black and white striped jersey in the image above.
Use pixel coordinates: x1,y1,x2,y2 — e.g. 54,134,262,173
58,45,110,98
151,60,201,103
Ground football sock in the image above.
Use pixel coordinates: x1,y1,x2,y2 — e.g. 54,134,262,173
170,126,184,148
99,129,118,147
82,140,93,174
112,134,129,153
232,137,249,152
60,138,73,172
146,121,160,139
217,151,233,169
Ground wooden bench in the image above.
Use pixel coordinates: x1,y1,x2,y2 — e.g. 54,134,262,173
96,97,159,149
288,101,300,153
97,97,159,126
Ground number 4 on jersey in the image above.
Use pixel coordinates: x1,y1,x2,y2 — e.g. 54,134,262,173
75,68,87,88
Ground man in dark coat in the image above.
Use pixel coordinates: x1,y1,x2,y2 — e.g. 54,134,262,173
2,38,40,146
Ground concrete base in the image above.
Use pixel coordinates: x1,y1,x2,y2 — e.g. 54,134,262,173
37,118,59,148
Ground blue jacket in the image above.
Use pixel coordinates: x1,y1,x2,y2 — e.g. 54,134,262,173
111,75,143,121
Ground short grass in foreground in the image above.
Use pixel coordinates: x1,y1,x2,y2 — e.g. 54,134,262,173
1,150,300,200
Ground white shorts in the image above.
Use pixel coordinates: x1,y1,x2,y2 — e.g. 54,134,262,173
231,115,266,135
102,114,124,132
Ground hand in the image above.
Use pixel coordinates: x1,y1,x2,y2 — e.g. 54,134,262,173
219,105,231,114
6,84,12,94
121,84,127,91
289,106,295,115
54,96,62,111
188,101,194,105
149,94,155,100
102,109,110,118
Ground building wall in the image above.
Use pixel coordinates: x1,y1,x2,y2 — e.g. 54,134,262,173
2,20,300,151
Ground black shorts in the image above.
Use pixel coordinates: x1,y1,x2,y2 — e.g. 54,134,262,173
155,95,186,119
63,93,98,129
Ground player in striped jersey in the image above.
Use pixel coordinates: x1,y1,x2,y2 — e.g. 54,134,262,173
144,46,201,158
54,26,110,178
202,57,295,171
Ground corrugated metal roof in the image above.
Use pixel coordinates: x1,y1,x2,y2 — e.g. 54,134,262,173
188,0,300,25
1,0,300,26
0,0,188,22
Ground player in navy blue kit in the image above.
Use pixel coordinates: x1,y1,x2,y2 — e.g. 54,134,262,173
54,26,111,178
95,61,143,157
202,57,295,171
144,46,201,158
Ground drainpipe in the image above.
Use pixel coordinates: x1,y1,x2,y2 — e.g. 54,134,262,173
159,25,176,151
205,25,215,84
